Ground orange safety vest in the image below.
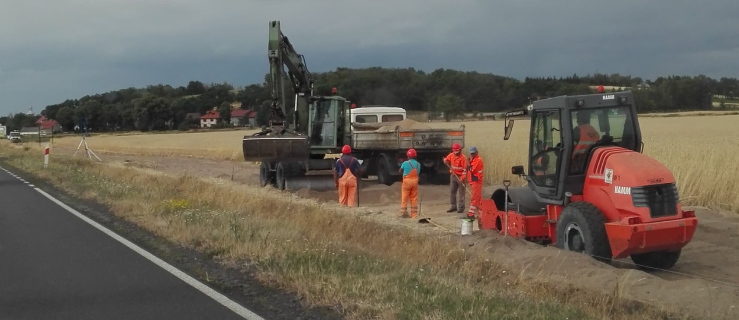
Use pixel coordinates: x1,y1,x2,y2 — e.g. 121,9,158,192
573,124,600,156
467,156,484,183
444,152,467,177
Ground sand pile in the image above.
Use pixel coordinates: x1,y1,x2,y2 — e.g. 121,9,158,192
353,119,432,133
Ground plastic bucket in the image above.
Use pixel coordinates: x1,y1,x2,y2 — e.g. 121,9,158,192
461,219,473,235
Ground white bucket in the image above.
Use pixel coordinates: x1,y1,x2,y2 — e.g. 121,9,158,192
461,219,473,235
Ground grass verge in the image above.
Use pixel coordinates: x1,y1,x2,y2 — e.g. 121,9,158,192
0,146,700,320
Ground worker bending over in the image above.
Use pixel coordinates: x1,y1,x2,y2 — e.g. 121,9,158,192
399,148,421,218
334,145,362,206
443,143,467,213
466,146,484,220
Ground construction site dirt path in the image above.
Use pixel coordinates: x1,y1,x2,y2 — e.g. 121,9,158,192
53,147,739,318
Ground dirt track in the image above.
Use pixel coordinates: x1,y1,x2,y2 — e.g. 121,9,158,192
54,148,739,318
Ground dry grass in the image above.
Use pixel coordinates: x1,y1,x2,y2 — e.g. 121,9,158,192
50,129,260,160
46,114,739,213
0,146,698,320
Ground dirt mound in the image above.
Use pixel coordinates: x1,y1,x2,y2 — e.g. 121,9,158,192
353,119,432,133
375,119,432,132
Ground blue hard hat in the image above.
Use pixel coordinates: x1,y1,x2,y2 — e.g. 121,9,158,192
469,146,478,154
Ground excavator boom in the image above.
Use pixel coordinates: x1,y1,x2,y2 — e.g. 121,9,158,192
266,20,312,134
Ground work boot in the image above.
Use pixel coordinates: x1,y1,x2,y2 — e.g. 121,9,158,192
457,207,465,214
446,207,456,213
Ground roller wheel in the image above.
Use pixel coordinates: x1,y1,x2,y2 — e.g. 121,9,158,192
631,250,681,271
377,156,395,186
555,201,612,264
259,162,275,187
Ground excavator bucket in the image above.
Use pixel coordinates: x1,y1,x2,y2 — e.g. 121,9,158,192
242,136,311,162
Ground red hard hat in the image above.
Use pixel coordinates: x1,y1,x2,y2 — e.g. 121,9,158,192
452,143,461,152
597,85,605,93
407,148,417,158
342,145,351,154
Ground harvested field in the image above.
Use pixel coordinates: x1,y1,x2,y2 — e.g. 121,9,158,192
16,139,739,318
13,112,739,318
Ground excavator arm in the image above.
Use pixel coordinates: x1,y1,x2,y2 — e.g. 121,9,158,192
266,20,313,135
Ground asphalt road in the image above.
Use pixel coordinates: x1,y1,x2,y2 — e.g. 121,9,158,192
0,166,262,320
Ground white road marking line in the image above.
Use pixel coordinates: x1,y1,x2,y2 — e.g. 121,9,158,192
28,185,35,188
31,189,264,320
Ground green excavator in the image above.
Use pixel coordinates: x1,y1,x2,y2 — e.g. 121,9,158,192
243,21,465,191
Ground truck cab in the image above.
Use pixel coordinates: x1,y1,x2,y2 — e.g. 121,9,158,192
9,131,21,143
350,106,406,124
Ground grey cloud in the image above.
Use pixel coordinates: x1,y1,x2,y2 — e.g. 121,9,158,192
1,0,738,114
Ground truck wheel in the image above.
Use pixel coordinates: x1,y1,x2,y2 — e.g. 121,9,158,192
275,163,287,190
275,162,305,191
259,162,275,187
377,156,394,186
631,250,681,271
555,202,612,264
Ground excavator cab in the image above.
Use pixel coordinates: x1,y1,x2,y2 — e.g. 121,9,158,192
308,96,351,154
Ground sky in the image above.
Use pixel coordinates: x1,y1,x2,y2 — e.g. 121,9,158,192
1,0,738,115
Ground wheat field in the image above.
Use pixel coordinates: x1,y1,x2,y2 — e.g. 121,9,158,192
50,115,739,213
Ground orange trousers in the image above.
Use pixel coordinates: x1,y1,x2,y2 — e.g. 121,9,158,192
401,177,419,218
467,182,482,218
338,170,357,207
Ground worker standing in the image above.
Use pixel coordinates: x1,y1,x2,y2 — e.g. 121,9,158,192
466,146,484,220
334,145,362,207
443,143,467,213
399,148,421,218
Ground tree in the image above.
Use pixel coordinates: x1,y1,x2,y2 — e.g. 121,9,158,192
186,81,206,95
132,94,171,131
218,101,232,124
433,94,465,122
56,106,76,131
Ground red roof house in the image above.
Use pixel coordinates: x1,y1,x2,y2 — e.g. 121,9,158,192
230,109,257,127
200,110,220,128
35,116,63,132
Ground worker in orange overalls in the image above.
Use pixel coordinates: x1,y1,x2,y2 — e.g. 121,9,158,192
334,145,362,206
443,143,467,213
466,146,484,220
399,148,420,218
571,109,600,173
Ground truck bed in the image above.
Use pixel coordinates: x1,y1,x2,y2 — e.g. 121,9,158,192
352,126,465,150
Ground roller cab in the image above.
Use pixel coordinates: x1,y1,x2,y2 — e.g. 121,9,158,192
478,90,698,270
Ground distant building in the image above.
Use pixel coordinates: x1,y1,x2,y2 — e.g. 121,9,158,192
35,116,63,133
230,109,257,127
200,110,220,128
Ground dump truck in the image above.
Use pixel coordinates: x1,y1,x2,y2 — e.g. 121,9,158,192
241,21,464,190
477,89,697,270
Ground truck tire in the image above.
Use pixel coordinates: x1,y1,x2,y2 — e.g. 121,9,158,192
555,201,612,264
630,250,681,271
259,162,275,187
275,162,305,191
377,155,395,186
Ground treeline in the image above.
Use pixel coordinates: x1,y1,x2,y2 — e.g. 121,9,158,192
4,68,736,133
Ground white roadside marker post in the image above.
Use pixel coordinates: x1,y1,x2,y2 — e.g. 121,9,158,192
44,143,49,168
